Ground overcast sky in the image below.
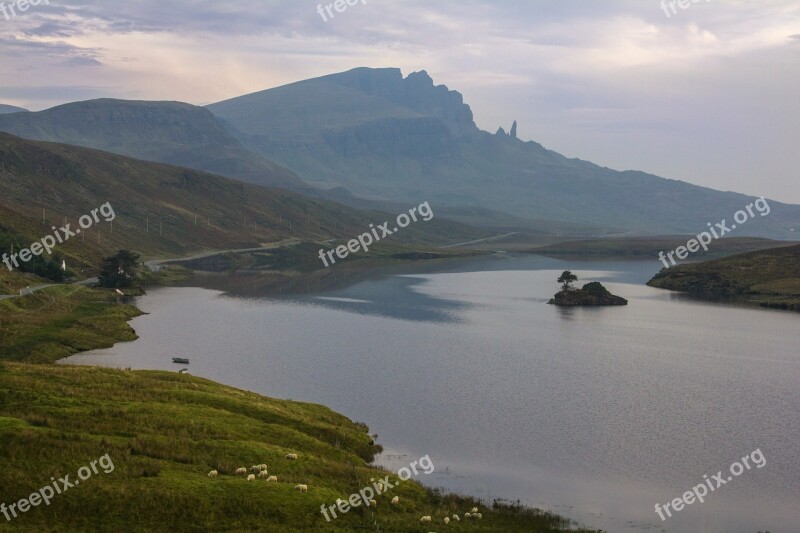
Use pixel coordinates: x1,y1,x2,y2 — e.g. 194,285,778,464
1,0,798,203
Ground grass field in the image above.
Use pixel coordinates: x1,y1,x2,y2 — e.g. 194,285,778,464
0,363,600,532
647,243,800,312
0,284,142,363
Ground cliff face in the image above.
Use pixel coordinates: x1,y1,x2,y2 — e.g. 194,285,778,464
325,68,476,136
208,67,800,238
322,116,456,157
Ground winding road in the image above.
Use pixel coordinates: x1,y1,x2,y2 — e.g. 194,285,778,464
1,242,298,301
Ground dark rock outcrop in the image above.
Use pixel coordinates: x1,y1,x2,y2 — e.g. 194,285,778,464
548,282,628,306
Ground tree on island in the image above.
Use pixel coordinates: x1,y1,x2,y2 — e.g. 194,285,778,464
581,281,610,294
98,250,140,289
557,270,578,291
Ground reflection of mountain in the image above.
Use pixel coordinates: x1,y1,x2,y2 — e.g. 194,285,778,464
177,265,472,323
301,276,470,324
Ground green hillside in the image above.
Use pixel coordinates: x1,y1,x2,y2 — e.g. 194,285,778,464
0,99,313,193
0,363,599,532
0,132,483,279
647,244,800,311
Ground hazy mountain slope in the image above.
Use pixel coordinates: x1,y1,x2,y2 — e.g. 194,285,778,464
0,104,27,114
0,133,482,273
208,67,800,238
0,99,313,193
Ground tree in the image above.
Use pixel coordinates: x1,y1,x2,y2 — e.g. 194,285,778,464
557,270,578,291
98,250,140,289
582,281,609,294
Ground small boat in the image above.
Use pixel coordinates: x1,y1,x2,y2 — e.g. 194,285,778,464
172,357,190,364
178,368,189,374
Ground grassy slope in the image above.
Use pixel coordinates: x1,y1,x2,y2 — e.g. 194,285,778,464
0,132,484,283
0,99,313,192
647,244,800,311
0,363,598,532
0,285,142,363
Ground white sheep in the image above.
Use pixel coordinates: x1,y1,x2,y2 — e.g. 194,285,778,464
452,514,460,521
258,470,270,478
472,512,482,519
391,496,399,505
207,470,218,478
285,453,298,460
266,475,278,482
464,513,471,519
444,516,450,524
419,516,432,523
247,474,255,481
471,507,479,513
294,484,308,492
235,467,248,475
368,499,377,507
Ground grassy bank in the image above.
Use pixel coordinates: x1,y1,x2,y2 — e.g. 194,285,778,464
0,363,599,532
647,244,800,312
0,284,141,363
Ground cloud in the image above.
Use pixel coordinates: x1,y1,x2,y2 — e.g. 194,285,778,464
0,0,797,202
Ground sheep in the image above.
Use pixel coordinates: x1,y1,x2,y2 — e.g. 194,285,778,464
452,514,460,521
368,499,377,507
247,474,255,482
419,516,432,523
207,470,218,478
266,475,278,482
285,453,298,460
391,496,399,505
258,470,270,479
251,464,267,472
444,517,450,524
471,507,479,513
464,513,471,519
235,467,248,475
294,484,308,492
472,513,483,519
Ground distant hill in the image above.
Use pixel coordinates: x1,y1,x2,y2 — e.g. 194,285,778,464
0,99,314,193
647,244,800,312
533,236,799,259
208,67,800,238
0,104,27,114
0,133,481,273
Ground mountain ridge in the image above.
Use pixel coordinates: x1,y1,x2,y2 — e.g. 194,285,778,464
208,67,800,239
0,99,314,194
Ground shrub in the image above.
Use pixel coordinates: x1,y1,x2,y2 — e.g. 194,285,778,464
582,281,609,294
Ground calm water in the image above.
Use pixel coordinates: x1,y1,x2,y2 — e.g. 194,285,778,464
61,255,800,532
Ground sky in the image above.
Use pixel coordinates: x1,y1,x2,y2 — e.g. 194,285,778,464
1,0,799,203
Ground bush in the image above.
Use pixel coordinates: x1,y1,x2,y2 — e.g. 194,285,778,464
582,281,609,294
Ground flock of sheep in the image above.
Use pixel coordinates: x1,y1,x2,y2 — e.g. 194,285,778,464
207,453,486,527
206,453,306,492
419,506,483,526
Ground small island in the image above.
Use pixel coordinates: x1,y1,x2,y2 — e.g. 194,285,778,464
548,270,628,306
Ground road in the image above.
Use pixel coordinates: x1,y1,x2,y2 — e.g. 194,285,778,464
443,232,519,249
144,241,299,272
2,244,296,301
